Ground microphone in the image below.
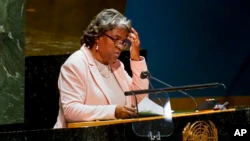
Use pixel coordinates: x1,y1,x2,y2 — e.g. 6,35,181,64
141,72,164,106
140,71,151,79
140,71,199,112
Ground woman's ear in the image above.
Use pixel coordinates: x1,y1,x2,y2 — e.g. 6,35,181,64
95,36,100,44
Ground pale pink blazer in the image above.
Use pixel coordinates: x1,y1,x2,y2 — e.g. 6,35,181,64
53,45,149,128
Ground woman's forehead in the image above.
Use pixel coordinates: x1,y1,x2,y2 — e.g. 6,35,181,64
108,27,128,38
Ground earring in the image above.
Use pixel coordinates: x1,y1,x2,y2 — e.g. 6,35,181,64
96,45,99,50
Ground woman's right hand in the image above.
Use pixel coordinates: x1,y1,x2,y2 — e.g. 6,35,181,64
115,105,137,119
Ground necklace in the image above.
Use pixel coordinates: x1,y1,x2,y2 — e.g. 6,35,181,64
94,59,111,78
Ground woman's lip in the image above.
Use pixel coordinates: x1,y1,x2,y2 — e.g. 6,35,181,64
114,52,120,57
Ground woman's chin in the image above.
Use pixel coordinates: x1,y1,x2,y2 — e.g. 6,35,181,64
110,58,118,64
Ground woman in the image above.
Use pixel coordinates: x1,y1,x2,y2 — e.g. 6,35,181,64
54,8,149,128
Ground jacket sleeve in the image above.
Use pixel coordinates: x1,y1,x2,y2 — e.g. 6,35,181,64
124,56,149,106
58,55,116,122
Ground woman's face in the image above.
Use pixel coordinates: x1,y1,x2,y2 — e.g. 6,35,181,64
97,27,128,65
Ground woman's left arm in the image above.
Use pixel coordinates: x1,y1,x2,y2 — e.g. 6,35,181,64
126,28,149,105
127,57,149,105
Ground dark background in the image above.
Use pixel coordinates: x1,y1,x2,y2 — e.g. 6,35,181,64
125,0,250,98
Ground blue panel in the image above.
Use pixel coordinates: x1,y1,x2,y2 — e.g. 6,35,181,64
125,0,250,97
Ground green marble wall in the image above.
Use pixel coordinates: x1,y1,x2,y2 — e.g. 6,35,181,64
0,0,25,124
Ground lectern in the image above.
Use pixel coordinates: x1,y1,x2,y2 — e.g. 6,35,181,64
124,82,222,140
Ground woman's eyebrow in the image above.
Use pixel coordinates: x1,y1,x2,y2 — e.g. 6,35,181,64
114,35,128,40
113,35,122,39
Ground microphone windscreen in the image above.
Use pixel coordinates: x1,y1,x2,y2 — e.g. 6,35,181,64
140,71,150,79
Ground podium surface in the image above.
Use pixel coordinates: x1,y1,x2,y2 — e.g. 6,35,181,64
68,108,235,128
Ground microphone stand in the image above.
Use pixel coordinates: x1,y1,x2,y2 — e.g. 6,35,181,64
149,76,199,112
125,83,221,95
148,81,164,107
125,82,222,115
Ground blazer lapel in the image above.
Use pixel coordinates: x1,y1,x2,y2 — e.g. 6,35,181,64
111,61,132,106
81,46,112,104
111,62,130,92
89,65,112,104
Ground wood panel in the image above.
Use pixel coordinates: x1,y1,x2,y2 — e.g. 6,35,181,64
68,108,235,128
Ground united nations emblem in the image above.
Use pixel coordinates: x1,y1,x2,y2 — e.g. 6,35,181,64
183,120,217,141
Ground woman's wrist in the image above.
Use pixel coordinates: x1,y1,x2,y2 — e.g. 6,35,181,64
130,53,141,61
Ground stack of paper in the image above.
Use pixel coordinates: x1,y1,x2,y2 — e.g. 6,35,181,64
137,97,173,116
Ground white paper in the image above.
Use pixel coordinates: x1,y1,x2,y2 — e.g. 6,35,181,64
137,97,173,116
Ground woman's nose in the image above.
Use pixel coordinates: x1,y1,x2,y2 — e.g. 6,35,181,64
115,43,123,50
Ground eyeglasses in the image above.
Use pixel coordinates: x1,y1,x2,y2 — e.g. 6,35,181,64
103,33,131,50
